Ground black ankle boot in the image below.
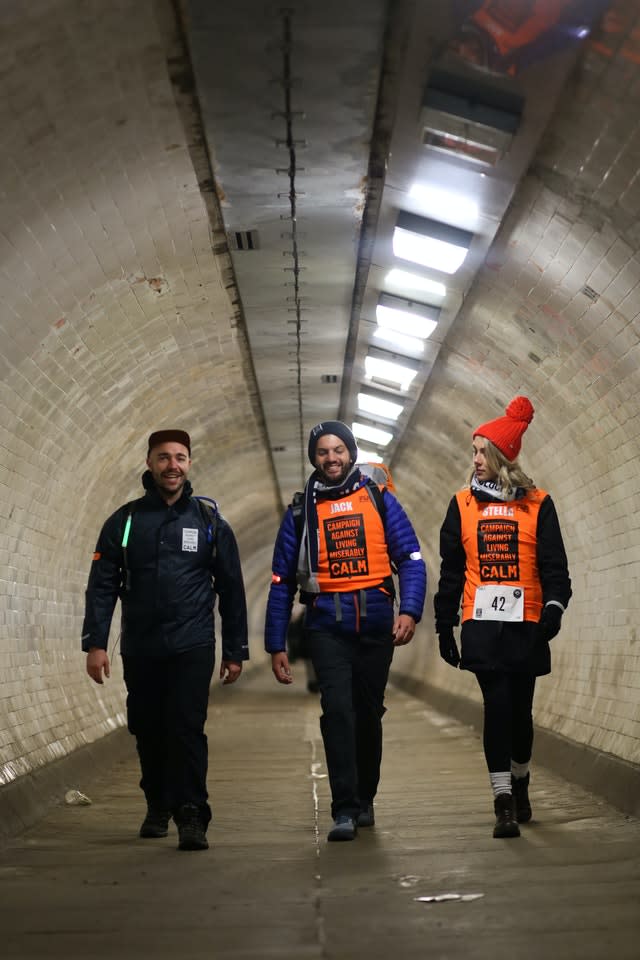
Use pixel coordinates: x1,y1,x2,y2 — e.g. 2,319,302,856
493,793,520,838
512,773,532,823
139,808,169,838
175,804,209,851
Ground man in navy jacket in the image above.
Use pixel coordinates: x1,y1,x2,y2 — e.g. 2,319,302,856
83,429,248,851
265,421,426,841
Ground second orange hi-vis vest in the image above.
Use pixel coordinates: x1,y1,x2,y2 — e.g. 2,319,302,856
315,488,392,592
456,488,547,623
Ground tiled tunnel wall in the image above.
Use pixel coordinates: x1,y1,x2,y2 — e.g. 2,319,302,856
0,0,639,799
0,0,281,788
394,0,640,768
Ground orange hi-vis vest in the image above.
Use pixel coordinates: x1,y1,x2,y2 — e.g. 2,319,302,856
315,487,392,592
456,488,547,623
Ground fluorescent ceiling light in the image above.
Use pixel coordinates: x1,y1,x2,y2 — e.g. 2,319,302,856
376,293,439,340
357,392,403,421
364,354,417,391
393,212,472,275
356,449,383,464
408,183,478,224
385,268,446,298
352,422,393,447
372,326,425,358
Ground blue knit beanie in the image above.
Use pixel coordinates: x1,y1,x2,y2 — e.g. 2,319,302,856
307,420,357,466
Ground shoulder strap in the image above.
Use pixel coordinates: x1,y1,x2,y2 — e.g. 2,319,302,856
363,477,386,520
121,500,138,592
193,496,218,560
291,491,305,543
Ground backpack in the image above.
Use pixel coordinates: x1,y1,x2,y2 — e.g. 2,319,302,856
120,495,218,592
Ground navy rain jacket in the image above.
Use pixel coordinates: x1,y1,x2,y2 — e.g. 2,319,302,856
82,474,248,662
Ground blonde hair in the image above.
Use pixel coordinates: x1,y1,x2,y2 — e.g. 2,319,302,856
471,436,535,496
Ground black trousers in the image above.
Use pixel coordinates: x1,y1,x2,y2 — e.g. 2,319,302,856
122,645,215,822
475,670,537,772
308,628,394,819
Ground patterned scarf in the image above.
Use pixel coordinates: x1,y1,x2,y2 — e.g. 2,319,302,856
297,465,363,592
470,473,524,502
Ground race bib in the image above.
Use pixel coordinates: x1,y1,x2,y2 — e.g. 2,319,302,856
182,528,198,552
474,585,524,621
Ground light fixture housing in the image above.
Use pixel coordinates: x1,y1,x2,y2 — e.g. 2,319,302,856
408,183,479,226
420,68,523,166
384,268,446,300
352,421,393,447
357,391,404,422
364,347,419,392
393,211,473,275
376,292,440,340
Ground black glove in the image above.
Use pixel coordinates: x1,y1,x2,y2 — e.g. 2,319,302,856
537,603,563,642
438,626,460,667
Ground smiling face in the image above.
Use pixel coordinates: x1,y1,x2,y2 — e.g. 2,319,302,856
314,433,353,486
472,435,498,483
146,442,191,503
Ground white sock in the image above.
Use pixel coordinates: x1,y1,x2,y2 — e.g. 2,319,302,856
489,771,511,798
511,760,530,780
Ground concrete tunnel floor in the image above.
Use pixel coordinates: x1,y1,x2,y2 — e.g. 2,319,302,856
1,664,639,960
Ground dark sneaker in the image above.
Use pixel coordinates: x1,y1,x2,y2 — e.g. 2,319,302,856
139,809,169,839
493,793,520,839
175,804,209,851
512,773,532,823
327,814,357,842
356,804,375,827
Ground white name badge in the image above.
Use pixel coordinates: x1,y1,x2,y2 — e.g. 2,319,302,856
182,528,199,552
474,585,524,622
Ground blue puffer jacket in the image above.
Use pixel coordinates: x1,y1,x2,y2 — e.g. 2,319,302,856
264,484,426,652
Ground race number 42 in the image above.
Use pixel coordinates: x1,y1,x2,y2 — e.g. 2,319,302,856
474,585,524,621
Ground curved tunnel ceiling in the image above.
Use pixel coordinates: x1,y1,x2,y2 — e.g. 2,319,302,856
185,0,609,503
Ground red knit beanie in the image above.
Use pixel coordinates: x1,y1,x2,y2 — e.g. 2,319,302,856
473,396,534,461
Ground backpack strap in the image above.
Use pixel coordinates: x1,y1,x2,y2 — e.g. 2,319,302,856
193,496,219,561
363,477,386,521
291,490,305,543
120,496,219,592
121,500,137,592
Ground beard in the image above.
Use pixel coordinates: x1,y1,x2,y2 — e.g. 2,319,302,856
317,462,351,486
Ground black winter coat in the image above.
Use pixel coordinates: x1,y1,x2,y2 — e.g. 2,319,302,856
82,474,249,661
434,487,571,675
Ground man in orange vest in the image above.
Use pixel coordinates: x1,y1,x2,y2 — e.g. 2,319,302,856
265,421,426,841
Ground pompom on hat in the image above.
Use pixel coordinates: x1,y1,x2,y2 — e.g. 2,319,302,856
147,429,191,455
308,420,358,466
473,396,534,461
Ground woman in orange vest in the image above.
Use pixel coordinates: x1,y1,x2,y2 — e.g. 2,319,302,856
434,397,571,838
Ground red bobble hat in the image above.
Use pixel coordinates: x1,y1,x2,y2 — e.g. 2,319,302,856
473,396,534,461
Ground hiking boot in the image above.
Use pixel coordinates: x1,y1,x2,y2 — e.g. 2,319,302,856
175,804,209,851
139,808,169,839
356,803,375,828
512,773,532,823
327,814,357,842
493,793,520,839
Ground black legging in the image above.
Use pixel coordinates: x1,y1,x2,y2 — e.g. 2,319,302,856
475,671,536,772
